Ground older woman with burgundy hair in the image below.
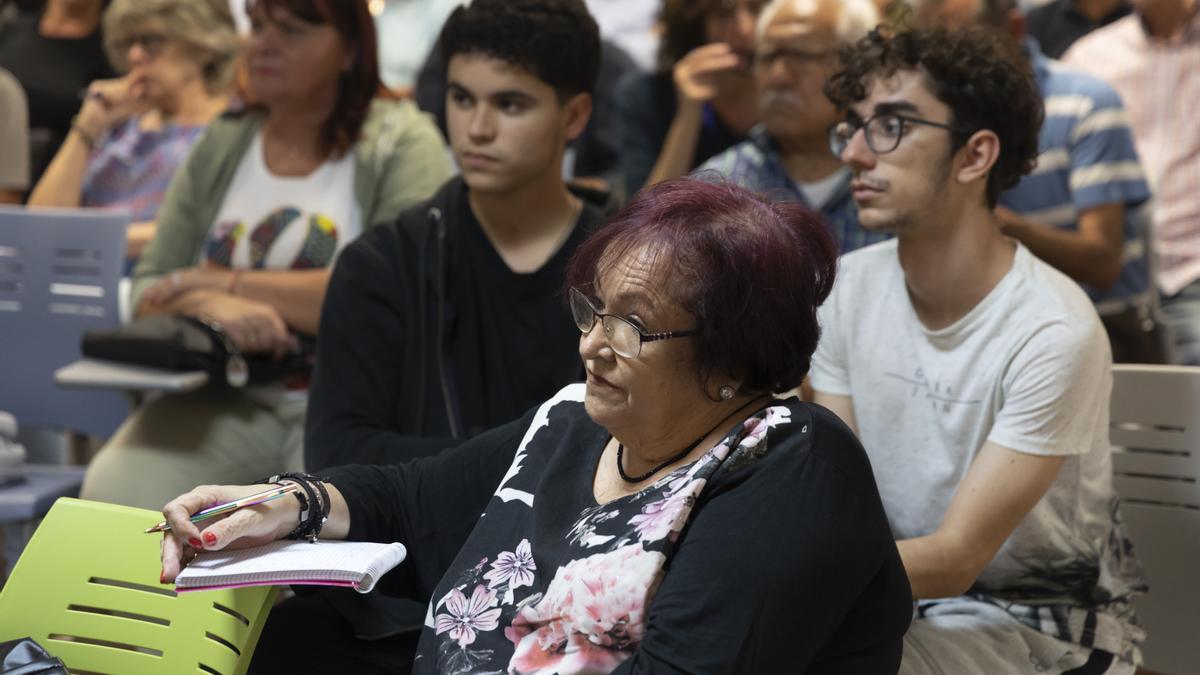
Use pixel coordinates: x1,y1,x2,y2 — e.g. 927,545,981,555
81,0,452,509
159,178,912,673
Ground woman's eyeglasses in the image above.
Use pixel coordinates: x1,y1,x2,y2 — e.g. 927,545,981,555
569,287,697,359
113,32,169,59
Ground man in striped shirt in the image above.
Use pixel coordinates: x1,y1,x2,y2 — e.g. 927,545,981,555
1064,0,1200,364
918,0,1156,362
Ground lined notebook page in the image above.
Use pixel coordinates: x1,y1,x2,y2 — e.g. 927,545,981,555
176,540,407,593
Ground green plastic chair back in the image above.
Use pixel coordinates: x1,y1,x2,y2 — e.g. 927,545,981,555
0,498,277,675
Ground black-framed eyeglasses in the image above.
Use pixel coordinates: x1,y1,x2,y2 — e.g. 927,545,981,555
569,286,697,359
828,113,972,158
751,47,837,72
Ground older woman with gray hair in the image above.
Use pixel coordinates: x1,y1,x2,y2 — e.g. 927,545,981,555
29,0,238,258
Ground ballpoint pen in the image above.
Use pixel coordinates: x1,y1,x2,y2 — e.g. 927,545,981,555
145,482,300,534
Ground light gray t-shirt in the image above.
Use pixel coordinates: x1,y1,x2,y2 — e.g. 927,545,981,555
811,239,1145,657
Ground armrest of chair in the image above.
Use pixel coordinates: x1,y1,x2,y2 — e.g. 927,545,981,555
54,358,208,393
0,465,87,523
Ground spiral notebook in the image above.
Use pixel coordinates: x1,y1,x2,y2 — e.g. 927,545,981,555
174,540,407,593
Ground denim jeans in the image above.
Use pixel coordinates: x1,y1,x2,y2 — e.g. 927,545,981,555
1161,278,1200,365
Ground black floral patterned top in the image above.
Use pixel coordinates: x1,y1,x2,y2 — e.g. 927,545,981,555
326,384,912,674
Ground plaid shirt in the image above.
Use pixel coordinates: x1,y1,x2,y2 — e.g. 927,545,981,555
1064,11,1200,295
694,126,890,254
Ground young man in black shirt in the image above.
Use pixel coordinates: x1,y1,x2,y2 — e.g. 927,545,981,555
306,0,604,468
254,2,607,672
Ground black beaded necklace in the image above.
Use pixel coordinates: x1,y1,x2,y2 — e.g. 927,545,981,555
616,396,768,483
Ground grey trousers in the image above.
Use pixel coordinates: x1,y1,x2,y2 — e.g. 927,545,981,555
80,387,305,511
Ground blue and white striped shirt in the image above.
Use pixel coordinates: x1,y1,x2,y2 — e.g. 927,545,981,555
694,126,891,255
999,39,1152,307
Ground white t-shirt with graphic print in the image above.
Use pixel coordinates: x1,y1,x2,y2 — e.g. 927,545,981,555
810,239,1145,659
201,130,361,271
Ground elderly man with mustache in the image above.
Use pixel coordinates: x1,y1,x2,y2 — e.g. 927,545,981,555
695,0,889,253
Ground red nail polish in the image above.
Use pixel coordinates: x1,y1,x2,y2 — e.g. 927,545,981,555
188,537,203,548
160,570,167,584
203,531,217,545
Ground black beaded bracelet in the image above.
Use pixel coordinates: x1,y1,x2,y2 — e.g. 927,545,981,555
308,478,330,541
256,472,330,542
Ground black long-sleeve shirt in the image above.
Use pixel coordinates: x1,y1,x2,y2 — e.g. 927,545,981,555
306,178,604,469
0,13,114,182
325,388,912,674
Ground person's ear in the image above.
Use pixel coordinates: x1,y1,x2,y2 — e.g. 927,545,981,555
561,92,592,142
954,128,1000,188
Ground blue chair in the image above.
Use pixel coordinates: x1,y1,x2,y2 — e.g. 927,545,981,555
0,206,131,438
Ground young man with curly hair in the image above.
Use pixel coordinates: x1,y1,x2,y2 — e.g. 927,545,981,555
811,27,1147,675
256,1,606,672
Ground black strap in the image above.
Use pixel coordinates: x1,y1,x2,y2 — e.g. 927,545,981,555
180,314,248,387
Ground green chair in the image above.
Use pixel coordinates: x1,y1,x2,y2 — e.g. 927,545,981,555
0,497,276,675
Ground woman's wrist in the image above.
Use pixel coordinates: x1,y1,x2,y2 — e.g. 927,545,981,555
257,473,332,542
271,486,304,540
70,115,101,149
672,97,705,121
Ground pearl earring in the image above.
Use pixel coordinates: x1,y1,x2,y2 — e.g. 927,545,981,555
719,385,735,400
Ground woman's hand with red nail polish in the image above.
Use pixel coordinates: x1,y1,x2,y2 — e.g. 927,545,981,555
159,483,304,583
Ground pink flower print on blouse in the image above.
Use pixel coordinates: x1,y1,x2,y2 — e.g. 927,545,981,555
737,406,792,455
435,584,503,648
505,545,666,674
629,480,703,543
628,439,737,544
750,406,792,440
485,538,537,590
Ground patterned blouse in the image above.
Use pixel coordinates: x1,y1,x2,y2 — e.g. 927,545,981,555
326,384,913,674
81,117,207,221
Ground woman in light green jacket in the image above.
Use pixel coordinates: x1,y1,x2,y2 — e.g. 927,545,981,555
81,0,452,509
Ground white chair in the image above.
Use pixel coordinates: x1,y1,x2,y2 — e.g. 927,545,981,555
1109,364,1200,674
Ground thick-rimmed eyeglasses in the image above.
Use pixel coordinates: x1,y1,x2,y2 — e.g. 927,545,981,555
569,287,697,359
828,113,971,158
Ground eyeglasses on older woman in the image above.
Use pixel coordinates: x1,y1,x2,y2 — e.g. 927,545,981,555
568,286,697,359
